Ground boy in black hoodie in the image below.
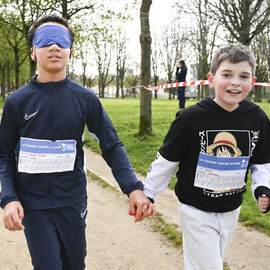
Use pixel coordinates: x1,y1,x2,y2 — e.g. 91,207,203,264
143,44,270,270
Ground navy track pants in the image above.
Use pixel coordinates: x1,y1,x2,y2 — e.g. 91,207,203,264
177,86,186,108
22,202,87,270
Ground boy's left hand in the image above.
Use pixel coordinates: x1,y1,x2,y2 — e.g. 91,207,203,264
128,190,156,223
258,194,270,213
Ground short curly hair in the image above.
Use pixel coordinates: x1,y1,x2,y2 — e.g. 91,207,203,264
28,14,75,48
210,44,256,76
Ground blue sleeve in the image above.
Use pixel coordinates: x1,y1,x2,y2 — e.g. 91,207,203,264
0,97,20,208
86,96,143,195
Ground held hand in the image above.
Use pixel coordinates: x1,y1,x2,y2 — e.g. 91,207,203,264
3,201,25,231
258,194,270,213
128,189,156,223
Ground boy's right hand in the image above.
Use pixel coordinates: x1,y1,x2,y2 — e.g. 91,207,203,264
3,201,25,231
258,194,270,213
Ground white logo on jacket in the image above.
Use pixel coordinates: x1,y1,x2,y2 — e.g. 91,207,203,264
24,110,38,120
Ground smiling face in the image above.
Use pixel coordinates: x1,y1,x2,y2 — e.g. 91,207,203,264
207,60,256,112
31,22,73,82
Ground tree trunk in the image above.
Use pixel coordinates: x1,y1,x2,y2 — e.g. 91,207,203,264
116,72,120,98
1,67,6,101
29,56,36,78
120,67,125,98
7,63,11,93
62,0,68,19
120,76,124,98
82,63,87,86
100,74,105,98
14,47,20,89
139,0,152,136
253,86,262,102
116,57,120,98
154,75,158,99
197,85,201,100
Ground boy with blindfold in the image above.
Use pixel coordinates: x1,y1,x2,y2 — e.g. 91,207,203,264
0,14,155,269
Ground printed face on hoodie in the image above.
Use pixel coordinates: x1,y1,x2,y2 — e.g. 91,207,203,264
207,60,256,112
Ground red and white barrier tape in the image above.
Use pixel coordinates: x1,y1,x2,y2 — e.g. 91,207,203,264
136,80,270,91
254,82,270,87
148,80,209,91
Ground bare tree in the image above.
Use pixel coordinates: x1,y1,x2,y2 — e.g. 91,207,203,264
92,35,114,98
209,0,270,46
80,49,87,87
75,34,91,87
160,20,185,99
116,35,127,98
67,53,76,80
125,65,140,98
151,32,160,99
250,32,270,102
139,0,152,136
85,76,97,91
209,0,270,101
178,0,218,99
51,0,94,20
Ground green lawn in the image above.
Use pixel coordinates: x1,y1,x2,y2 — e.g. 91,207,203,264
0,99,4,109
84,97,270,235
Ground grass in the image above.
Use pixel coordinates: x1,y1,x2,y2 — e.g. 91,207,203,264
151,212,183,248
87,170,119,192
84,97,270,236
0,98,4,109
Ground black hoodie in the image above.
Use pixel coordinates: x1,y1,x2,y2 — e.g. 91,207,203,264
159,97,270,212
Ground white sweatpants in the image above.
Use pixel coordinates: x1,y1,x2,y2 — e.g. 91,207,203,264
179,203,241,270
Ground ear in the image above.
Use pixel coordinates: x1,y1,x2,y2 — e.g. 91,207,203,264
251,77,257,87
31,48,36,61
207,73,214,88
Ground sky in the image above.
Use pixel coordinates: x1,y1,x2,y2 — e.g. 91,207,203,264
124,0,178,65
75,0,180,76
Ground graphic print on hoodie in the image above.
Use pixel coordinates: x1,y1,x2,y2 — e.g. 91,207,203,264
195,130,259,197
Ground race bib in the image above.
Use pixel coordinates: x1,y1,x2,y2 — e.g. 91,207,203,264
194,152,249,191
18,137,76,174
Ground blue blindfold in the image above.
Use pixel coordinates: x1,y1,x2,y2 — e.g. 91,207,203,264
33,25,71,48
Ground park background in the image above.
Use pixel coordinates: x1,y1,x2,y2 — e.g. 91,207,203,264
0,0,269,260
1,0,270,101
